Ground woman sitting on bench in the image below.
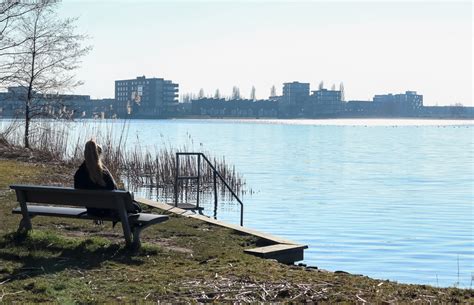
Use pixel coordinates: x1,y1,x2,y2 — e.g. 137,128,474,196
74,139,142,220
74,139,118,217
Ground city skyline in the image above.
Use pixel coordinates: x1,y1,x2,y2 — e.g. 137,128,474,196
58,0,472,106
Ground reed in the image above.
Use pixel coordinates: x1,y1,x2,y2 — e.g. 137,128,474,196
0,119,247,201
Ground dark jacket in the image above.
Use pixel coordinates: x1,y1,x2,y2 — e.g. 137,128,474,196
74,162,117,190
74,162,118,217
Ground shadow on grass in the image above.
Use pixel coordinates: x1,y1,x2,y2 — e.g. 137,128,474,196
0,231,160,283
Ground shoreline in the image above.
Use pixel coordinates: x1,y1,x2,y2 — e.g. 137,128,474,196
2,116,473,126
168,117,474,126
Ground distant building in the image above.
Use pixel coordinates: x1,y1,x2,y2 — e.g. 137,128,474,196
344,100,376,116
373,91,423,116
191,98,278,118
311,88,342,104
279,81,310,117
282,82,310,105
420,105,474,119
115,75,179,117
87,98,117,119
0,86,93,118
307,88,343,116
0,87,25,116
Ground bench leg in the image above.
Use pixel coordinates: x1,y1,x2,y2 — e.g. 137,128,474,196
17,216,32,233
131,226,142,250
17,191,32,233
117,200,133,248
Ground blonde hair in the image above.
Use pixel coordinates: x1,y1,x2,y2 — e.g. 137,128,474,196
84,139,105,186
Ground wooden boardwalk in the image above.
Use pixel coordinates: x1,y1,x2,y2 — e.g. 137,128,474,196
174,203,204,213
136,198,308,264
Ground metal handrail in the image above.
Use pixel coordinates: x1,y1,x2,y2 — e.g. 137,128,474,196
174,152,244,226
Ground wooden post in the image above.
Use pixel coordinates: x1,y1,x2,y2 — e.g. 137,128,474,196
175,154,179,207
213,170,218,219
197,154,201,208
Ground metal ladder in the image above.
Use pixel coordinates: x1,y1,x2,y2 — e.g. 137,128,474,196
174,152,244,226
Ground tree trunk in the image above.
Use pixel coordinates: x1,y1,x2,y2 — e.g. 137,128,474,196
25,75,33,149
24,12,37,149
24,99,30,148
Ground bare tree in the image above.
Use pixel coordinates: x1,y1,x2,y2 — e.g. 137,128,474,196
318,81,324,90
270,85,276,97
0,1,43,85
214,88,220,99
9,1,91,148
339,82,345,101
331,84,336,91
0,1,41,48
181,93,192,103
231,86,241,100
198,88,205,99
250,86,256,101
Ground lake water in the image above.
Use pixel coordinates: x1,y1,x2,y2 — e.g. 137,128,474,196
8,118,474,288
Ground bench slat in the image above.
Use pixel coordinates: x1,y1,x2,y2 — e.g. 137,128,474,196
12,206,118,221
13,206,88,218
10,184,134,210
129,213,169,225
12,205,169,225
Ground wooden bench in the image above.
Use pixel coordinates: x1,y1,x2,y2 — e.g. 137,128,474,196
10,185,169,249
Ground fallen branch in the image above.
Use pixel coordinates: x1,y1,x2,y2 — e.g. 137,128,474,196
356,294,367,303
0,289,24,302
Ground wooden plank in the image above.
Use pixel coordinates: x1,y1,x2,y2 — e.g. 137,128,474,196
10,184,134,210
13,206,87,217
136,198,305,246
246,247,305,264
13,206,169,225
136,197,309,264
244,244,306,264
10,184,129,195
136,198,196,216
244,244,307,254
176,203,204,210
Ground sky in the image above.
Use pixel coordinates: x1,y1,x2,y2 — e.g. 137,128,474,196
58,1,473,106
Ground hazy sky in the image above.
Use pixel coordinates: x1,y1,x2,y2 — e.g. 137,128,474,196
59,1,472,106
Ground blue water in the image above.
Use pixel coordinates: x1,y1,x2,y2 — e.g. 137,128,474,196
15,118,474,287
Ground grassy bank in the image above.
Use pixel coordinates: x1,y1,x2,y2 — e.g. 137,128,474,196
0,159,472,303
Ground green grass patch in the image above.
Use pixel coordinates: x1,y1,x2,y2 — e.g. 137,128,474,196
0,160,44,189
